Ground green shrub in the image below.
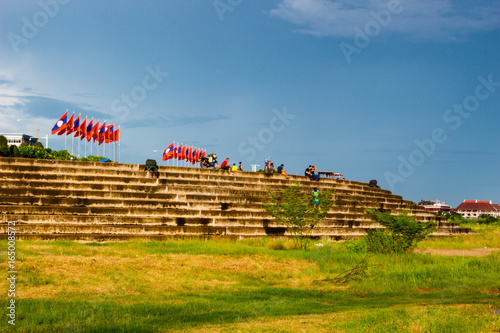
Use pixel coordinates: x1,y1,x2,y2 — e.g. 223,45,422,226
343,238,367,253
476,214,500,225
77,155,111,162
365,210,435,254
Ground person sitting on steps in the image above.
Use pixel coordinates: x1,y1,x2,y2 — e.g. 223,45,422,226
220,158,232,175
277,164,289,179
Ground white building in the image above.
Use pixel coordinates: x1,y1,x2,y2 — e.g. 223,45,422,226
454,200,500,219
1,133,38,147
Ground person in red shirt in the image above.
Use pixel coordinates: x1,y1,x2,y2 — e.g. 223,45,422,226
220,158,231,175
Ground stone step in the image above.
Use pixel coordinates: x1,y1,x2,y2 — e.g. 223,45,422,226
0,221,466,239
1,212,391,227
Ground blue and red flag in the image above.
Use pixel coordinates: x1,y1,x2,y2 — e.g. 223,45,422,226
98,122,106,145
176,145,183,160
162,143,175,161
51,111,68,135
72,115,80,136
86,118,94,142
191,149,197,164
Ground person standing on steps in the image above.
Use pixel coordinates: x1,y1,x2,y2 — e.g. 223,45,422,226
312,187,320,209
238,162,244,171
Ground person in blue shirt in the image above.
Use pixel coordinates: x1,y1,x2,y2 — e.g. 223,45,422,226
312,187,320,208
277,164,289,179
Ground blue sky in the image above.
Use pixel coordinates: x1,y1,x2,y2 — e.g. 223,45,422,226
0,0,499,207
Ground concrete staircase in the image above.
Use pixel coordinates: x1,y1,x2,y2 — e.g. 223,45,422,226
0,157,469,240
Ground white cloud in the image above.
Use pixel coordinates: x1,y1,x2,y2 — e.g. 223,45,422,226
270,0,500,40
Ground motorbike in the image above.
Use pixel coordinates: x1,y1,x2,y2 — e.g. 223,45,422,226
200,153,219,169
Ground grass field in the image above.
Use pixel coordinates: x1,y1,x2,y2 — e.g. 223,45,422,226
1,224,499,332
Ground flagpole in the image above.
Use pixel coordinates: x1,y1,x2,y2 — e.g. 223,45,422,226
71,111,74,156
84,116,87,157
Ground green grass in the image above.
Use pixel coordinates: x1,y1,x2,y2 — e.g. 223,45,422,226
1,227,499,332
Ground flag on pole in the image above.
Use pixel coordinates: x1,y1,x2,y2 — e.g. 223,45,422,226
92,121,99,142
162,143,175,161
51,111,68,135
181,146,187,160
86,118,94,142
72,114,80,136
191,149,197,165
176,145,183,160
113,128,120,142
105,124,114,143
65,113,75,135
78,117,87,139
173,144,178,159
98,122,106,145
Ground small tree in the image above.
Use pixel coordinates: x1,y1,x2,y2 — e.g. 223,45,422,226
0,135,8,157
365,209,435,254
264,183,334,249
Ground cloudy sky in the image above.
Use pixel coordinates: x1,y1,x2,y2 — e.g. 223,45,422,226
1,0,499,207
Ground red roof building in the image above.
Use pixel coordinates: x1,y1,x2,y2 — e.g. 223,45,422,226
455,200,500,219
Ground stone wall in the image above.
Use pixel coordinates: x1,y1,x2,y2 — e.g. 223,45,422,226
0,157,469,240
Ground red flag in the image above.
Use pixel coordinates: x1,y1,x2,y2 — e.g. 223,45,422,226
92,121,99,142
181,146,187,160
51,111,68,135
162,143,175,161
66,113,75,135
113,128,120,142
105,124,114,143
78,118,87,139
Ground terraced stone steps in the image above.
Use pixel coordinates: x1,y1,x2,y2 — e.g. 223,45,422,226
0,157,469,239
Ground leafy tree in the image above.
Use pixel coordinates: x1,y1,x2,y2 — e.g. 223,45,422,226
365,209,435,254
0,135,8,157
9,145,20,157
264,183,334,250
419,200,434,205
33,141,44,149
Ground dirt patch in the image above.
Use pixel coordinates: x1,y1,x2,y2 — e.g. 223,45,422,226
415,248,500,257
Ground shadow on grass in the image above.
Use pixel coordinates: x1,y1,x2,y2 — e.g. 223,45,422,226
7,287,497,332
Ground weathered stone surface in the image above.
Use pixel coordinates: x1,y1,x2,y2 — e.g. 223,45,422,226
0,157,470,240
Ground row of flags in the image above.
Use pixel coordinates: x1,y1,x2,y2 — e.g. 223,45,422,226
51,111,120,144
162,142,206,164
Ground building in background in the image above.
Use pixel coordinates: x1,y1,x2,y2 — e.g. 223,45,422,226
420,200,452,213
454,200,500,219
0,133,39,147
